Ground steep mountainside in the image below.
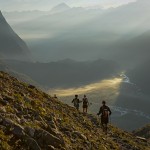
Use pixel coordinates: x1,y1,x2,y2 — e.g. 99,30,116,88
0,11,31,61
0,71,149,150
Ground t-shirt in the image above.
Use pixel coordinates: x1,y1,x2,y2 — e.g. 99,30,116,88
72,98,80,106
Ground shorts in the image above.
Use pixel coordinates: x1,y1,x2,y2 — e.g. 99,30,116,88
74,104,79,109
83,105,88,108
101,116,109,124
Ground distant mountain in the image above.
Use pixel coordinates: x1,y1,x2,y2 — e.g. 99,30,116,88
3,1,150,64
0,11,31,61
11,0,150,63
51,3,71,14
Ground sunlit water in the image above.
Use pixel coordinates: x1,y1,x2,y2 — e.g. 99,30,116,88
49,77,123,100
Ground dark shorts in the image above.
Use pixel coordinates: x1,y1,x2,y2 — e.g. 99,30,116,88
101,116,109,124
83,105,88,108
74,104,79,109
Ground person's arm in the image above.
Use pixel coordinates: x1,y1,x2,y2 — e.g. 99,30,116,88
97,107,102,115
108,107,112,115
72,99,74,103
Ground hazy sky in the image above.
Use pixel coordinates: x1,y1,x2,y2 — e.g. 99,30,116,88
0,0,136,11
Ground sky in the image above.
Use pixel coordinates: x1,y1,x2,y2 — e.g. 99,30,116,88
0,0,136,11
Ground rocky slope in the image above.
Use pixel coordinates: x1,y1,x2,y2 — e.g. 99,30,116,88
0,71,149,150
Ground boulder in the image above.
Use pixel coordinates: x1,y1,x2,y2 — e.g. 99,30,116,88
25,127,35,137
0,106,6,113
35,128,65,148
2,118,25,137
26,137,41,150
11,123,25,137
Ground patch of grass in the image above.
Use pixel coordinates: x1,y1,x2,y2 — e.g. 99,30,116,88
0,130,11,150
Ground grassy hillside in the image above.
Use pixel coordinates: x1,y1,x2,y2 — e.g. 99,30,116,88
0,71,149,150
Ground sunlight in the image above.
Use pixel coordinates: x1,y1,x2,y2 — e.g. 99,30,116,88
49,77,123,98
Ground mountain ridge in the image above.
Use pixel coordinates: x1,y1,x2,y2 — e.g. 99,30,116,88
0,11,31,61
3,58,120,88
50,3,71,14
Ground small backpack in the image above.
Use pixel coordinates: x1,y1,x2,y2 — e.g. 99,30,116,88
83,98,88,105
102,107,109,118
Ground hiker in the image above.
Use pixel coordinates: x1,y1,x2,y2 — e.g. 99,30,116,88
53,94,57,99
72,95,80,110
97,100,111,134
82,95,89,113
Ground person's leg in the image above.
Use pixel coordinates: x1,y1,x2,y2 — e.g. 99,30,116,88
101,117,107,133
85,107,87,113
101,123,105,132
76,105,79,111
104,123,108,135
83,106,86,113
101,117,105,130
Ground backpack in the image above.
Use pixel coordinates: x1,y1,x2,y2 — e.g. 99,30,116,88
102,107,109,118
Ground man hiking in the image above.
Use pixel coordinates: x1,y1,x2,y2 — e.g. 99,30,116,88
82,95,89,113
97,100,111,134
72,95,80,110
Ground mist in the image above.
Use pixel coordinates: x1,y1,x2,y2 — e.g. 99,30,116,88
2,0,149,68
